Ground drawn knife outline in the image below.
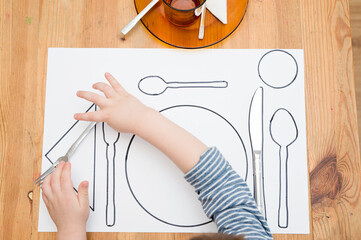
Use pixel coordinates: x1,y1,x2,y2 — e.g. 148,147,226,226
249,87,266,219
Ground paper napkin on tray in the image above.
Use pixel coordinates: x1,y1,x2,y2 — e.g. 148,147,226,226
206,0,227,24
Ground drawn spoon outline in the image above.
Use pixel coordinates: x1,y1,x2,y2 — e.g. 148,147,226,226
102,123,120,227
138,76,228,96
269,108,298,228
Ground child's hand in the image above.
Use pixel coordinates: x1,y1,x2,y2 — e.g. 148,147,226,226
41,161,89,240
74,72,151,134
75,72,207,173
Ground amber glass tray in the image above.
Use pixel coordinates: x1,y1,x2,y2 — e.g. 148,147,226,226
134,0,248,49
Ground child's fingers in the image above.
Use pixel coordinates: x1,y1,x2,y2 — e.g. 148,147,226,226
41,173,53,200
76,91,107,108
61,162,74,193
51,161,65,195
77,181,89,209
93,82,117,98
74,110,104,122
104,72,126,94
42,191,49,206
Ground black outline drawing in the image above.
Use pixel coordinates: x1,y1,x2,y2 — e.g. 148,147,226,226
45,104,97,211
248,87,267,220
102,123,120,227
125,104,248,227
269,108,298,228
138,75,228,96
258,50,299,89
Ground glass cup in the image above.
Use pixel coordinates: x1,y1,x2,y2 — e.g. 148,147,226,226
163,0,207,27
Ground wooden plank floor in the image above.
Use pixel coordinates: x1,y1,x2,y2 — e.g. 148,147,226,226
351,0,361,147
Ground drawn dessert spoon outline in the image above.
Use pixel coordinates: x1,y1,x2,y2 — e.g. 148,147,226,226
269,108,298,228
102,123,120,227
138,75,228,96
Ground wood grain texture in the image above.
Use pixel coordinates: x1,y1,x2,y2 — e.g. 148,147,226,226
351,0,361,152
300,0,361,239
0,0,359,239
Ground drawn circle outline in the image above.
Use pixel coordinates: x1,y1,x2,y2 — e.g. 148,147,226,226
125,104,248,227
258,49,299,89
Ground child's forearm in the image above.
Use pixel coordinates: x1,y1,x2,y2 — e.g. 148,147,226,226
135,107,208,174
185,148,273,239
57,228,86,240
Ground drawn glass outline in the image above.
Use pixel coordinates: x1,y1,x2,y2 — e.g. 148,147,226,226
258,49,299,89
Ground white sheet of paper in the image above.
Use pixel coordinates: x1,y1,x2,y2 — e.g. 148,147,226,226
206,0,227,24
39,48,309,234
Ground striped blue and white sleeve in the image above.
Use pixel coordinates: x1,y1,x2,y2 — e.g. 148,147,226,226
184,147,273,240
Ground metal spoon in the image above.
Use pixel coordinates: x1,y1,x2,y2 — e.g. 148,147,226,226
120,0,160,37
198,3,206,39
138,75,228,96
270,108,298,228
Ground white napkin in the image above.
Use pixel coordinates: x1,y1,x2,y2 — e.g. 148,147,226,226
206,0,227,24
